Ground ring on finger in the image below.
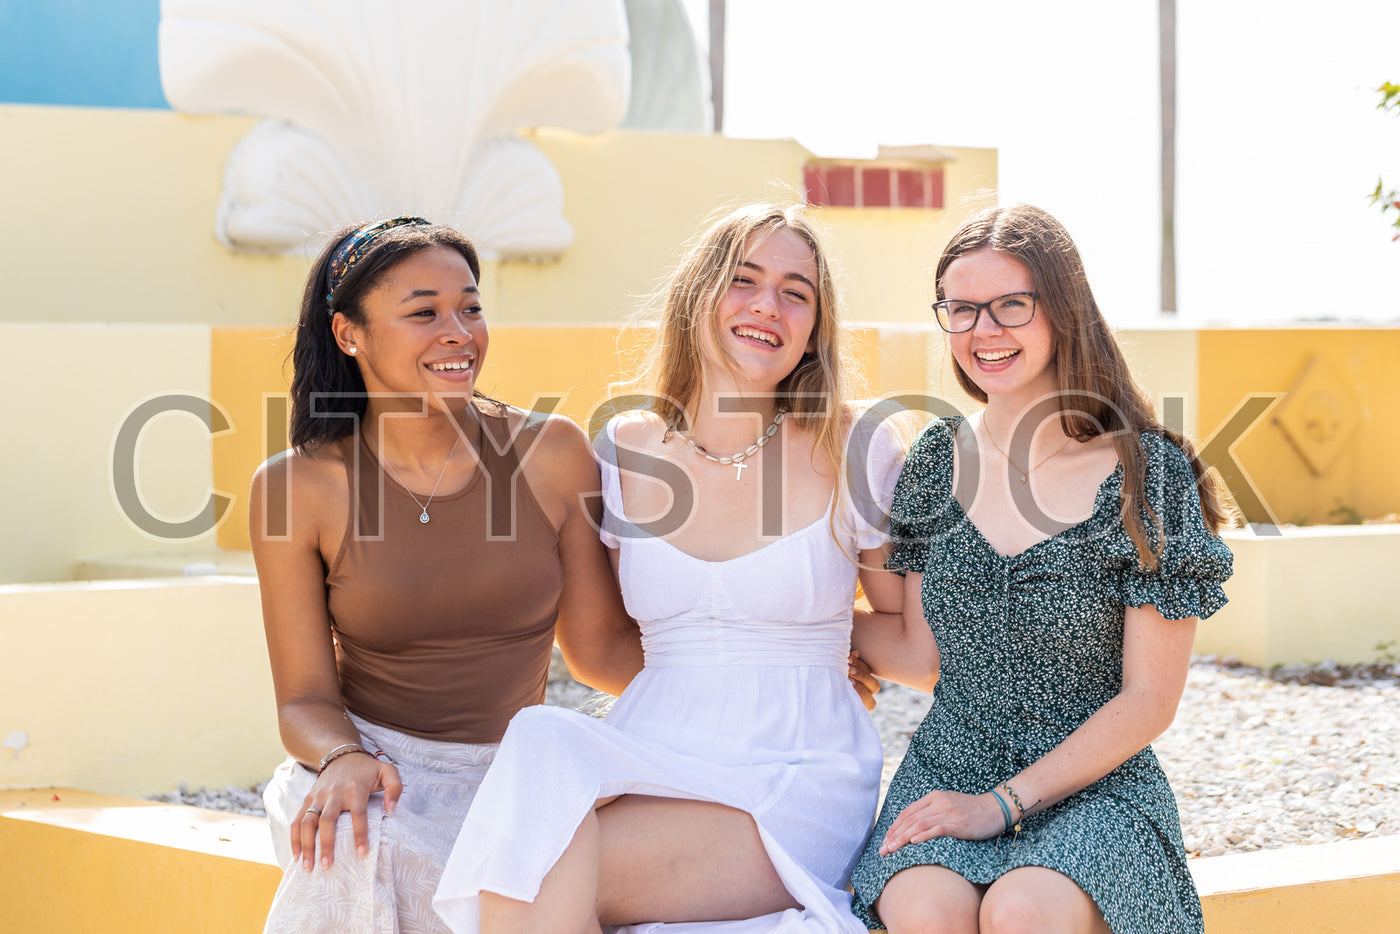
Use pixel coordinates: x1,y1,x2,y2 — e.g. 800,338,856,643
303,807,322,819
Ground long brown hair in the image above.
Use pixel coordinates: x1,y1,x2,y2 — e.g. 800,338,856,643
936,204,1234,568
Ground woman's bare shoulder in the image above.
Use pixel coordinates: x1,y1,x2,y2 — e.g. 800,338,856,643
254,441,350,494
609,410,668,451
250,441,352,546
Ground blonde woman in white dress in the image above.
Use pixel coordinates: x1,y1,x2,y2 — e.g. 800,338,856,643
434,203,937,933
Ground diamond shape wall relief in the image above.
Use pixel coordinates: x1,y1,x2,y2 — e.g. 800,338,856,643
1271,355,1363,476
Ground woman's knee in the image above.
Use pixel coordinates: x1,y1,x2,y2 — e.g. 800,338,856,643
875,866,980,934
980,868,1104,934
979,886,1044,934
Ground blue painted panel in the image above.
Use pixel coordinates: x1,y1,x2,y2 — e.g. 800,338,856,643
0,0,168,108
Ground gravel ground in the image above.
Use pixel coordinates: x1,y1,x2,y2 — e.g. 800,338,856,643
153,656,1400,859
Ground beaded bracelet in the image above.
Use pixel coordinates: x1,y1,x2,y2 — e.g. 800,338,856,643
999,781,1027,831
989,788,1015,834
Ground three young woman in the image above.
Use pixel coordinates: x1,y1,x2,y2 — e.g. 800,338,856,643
256,202,1231,934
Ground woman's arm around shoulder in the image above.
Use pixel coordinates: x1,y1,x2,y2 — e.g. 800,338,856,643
846,405,939,693
249,447,402,869
513,410,643,696
851,565,939,694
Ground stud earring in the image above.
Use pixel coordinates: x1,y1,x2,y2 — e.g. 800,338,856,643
348,346,358,356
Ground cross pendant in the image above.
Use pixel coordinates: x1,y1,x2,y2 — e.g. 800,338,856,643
733,460,749,481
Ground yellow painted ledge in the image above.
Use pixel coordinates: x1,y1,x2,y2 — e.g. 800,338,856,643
0,788,279,934
4,788,1397,932
1191,834,1400,933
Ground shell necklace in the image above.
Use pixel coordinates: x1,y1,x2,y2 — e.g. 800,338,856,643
364,420,464,523
674,411,785,480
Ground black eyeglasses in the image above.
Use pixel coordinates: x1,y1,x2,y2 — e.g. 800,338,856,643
931,292,1039,333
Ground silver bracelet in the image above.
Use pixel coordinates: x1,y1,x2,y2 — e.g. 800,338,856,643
317,742,365,774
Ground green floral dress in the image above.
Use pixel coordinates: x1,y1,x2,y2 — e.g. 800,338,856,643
851,418,1232,934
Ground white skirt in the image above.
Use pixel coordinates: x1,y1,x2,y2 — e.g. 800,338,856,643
262,714,497,934
434,664,882,933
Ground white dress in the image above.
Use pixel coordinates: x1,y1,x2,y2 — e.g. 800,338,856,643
434,416,904,933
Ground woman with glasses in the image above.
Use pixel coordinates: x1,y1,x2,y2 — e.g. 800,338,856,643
849,204,1234,934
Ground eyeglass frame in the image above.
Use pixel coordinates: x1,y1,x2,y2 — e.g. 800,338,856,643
930,291,1040,333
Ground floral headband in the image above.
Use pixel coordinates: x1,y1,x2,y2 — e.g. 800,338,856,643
325,215,431,313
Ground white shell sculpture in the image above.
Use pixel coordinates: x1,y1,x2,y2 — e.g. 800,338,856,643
621,0,709,132
158,0,631,259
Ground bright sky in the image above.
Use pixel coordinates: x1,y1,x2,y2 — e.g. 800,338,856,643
680,0,1400,327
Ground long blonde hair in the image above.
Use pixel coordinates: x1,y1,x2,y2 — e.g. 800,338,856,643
626,202,861,529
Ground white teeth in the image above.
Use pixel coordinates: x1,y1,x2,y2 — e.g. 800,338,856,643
734,326,779,346
975,349,1018,362
429,360,473,371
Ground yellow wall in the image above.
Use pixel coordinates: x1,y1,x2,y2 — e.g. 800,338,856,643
0,107,993,331
0,106,308,326
1198,328,1400,525
517,131,808,324
0,579,282,797
0,323,220,584
1119,327,1201,439
1199,527,1400,667
785,146,999,327
210,327,294,551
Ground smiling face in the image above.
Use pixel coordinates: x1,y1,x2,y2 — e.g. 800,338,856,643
334,245,488,405
702,227,819,394
941,248,1056,405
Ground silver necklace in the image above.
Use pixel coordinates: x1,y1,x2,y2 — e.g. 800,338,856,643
676,411,785,480
364,423,464,524
981,414,1073,484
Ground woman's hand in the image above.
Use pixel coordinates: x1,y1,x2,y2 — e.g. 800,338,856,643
292,752,404,870
877,789,1005,855
848,650,880,711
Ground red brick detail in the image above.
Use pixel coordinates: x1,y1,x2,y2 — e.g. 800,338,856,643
804,164,828,206
825,165,857,207
929,169,945,210
861,167,892,207
897,169,927,208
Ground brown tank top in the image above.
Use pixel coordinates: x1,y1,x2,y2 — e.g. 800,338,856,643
325,400,562,744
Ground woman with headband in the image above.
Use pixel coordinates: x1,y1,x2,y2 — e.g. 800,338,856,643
249,217,642,932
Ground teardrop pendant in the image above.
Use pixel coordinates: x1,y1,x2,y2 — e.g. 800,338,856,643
419,510,431,524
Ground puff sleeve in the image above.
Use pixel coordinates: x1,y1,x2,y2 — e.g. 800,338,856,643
844,409,909,551
1095,432,1234,620
885,418,962,576
591,418,630,550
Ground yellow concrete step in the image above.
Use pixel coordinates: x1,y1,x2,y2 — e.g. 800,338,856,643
0,788,279,934
1192,833,1400,933
3,788,1398,932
